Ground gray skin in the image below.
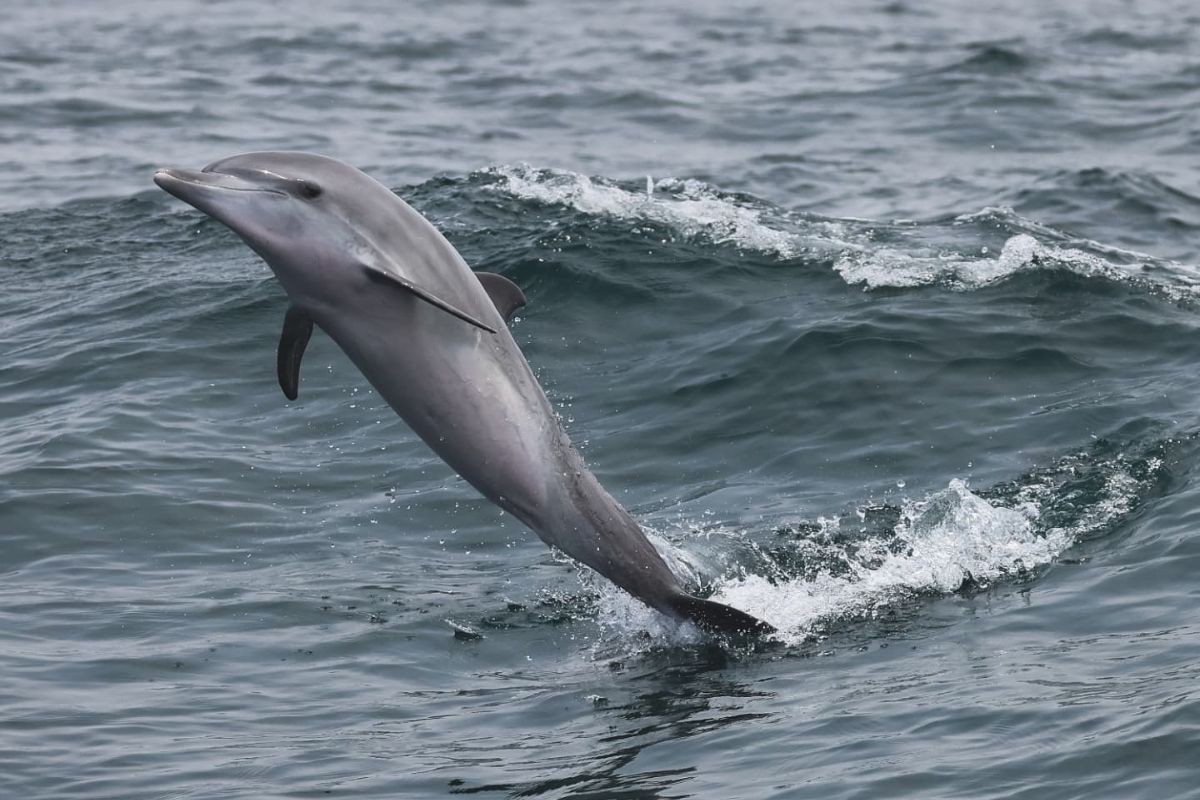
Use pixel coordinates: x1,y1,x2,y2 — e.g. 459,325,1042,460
154,152,772,636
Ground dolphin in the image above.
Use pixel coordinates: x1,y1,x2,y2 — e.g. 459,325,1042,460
153,152,773,636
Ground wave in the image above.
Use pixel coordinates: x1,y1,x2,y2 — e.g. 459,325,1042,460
482,164,1200,301
940,43,1035,76
484,164,809,258
8,163,1196,304
0,97,197,126
585,435,1175,650
834,228,1134,291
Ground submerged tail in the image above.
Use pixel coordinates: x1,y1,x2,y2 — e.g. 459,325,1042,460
666,594,775,636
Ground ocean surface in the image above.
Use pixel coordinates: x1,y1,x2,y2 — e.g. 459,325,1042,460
3,1,1200,797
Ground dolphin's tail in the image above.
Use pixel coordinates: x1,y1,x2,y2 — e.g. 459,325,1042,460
666,593,775,637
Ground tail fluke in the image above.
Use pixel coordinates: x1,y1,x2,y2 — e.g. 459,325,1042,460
667,594,775,636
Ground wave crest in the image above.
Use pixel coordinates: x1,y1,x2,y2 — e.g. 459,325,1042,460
484,164,806,258
478,165,1200,302
587,436,1172,650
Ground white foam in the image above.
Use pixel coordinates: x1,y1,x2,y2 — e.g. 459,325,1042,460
486,166,1200,300
832,231,1200,300
588,479,1081,650
710,480,1060,644
487,164,806,258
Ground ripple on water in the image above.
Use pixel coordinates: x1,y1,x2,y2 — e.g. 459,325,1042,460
3,1,1200,798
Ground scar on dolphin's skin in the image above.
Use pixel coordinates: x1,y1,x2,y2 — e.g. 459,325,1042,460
155,152,773,637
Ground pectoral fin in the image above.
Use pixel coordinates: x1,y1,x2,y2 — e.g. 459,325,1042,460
363,264,497,334
277,305,313,401
475,272,526,323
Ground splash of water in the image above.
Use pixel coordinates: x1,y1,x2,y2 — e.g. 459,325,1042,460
586,437,1171,651
716,480,1052,644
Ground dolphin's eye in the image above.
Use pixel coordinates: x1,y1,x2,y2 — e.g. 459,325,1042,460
299,181,323,200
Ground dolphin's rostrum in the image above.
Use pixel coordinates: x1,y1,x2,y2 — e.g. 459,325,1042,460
154,152,773,637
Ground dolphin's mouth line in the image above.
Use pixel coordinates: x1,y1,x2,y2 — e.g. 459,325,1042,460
153,168,287,196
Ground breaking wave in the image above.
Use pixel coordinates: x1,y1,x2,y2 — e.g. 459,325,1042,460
587,436,1174,650
483,165,1200,301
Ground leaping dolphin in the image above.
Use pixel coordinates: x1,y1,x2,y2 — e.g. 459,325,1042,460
153,152,773,637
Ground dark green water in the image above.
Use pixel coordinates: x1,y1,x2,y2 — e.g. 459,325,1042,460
2,1,1199,798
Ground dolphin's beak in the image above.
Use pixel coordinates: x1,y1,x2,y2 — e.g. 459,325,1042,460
154,167,284,218
154,168,273,200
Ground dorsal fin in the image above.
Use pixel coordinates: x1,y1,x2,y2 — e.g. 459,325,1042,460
277,305,313,401
362,264,497,334
475,272,526,323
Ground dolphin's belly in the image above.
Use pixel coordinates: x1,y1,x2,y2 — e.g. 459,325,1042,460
322,303,570,534
313,284,691,617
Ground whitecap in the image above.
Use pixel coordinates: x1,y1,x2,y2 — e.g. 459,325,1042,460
484,165,1200,301
486,164,806,258
715,480,1057,645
